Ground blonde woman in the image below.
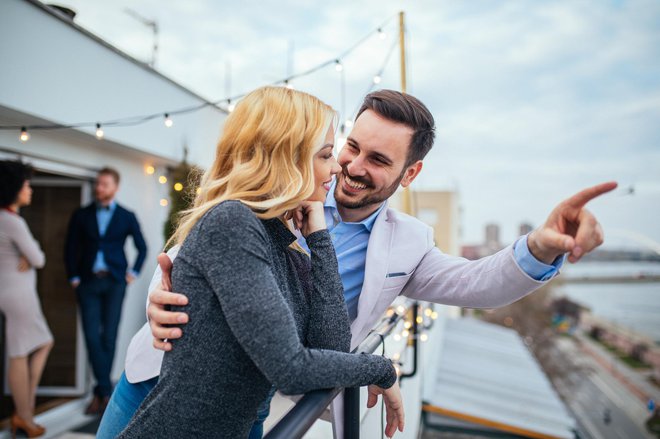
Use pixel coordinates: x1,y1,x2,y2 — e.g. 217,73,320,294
116,87,403,438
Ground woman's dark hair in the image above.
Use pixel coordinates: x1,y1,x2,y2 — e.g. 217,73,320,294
0,160,33,207
356,89,436,166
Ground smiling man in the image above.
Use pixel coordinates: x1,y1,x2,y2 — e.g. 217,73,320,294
97,89,616,439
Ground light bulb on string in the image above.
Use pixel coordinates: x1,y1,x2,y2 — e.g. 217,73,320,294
420,333,429,342
378,28,386,40
158,175,167,184
145,165,155,175
164,113,173,128
227,99,235,113
373,75,382,85
285,80,294,90
334,59,343,72
345,119,353,128
174,182,183,192
19,127,29,142
159,198,169,207
95,123,104,139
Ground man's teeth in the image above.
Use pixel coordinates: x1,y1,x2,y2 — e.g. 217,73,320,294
345,176,367,190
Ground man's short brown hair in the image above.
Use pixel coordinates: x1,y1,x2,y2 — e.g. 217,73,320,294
356,90,436,166
98,167,120,184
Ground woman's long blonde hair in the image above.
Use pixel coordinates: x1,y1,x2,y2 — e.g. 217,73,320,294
169,86,335,247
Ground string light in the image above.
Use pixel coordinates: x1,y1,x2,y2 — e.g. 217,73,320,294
3,15,399,138
393,334,402,341
420,334,428,342
373,75,382,84
416,316,423,324
145,165,155,175
404,321,412,329
174,182,183,191
345,119,353,128
95,123,104,139
159,198,169,207
424,308,432,317
158,175,167,184
196,187,202,195
19,127,29,142
392,353,400,361
227,99,235,113
431,311,438,320
396,305,405,315
401,330,409,338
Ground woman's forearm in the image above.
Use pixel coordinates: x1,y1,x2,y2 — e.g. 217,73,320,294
304,230,351,352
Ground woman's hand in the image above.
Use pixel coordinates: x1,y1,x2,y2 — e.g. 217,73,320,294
290,201,326,238
18,256,30,272
367,381,405,437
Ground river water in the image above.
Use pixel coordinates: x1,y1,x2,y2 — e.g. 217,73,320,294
553,261,660,343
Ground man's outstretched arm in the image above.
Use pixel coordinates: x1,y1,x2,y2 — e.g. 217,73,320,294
404,181,617,307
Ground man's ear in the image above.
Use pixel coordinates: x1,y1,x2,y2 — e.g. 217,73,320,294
400,161,423,188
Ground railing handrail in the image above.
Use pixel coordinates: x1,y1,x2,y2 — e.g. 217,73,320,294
264,308,406,439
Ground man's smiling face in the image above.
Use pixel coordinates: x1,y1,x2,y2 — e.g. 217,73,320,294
334,109,414,211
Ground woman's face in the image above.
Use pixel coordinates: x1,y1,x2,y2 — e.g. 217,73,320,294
308,127,341,203
16,180,33,207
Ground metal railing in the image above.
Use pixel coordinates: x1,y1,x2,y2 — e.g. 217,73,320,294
0,310,5,401
264,308,406,439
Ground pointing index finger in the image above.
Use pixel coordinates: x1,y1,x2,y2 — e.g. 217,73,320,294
565,181,618,208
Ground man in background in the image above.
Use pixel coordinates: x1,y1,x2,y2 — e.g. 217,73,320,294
65,167,147,414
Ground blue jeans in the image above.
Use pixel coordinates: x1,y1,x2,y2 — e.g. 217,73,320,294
76,276,126,397
97,372,277,438
97,372,157,439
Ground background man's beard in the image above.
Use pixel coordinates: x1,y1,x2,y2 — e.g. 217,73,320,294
335,169,405,210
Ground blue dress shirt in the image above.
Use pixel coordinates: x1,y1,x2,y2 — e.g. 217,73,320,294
92,200,117,273
301,181,563,321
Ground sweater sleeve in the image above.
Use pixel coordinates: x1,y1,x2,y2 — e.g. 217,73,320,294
303,230,351,352
186,202,396,394
12,216,45,268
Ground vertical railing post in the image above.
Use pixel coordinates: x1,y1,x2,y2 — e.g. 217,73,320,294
400,302,419,380
0,310,5,402
344,387,360,439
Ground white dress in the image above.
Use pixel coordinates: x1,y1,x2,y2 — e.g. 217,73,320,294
0,209,53,357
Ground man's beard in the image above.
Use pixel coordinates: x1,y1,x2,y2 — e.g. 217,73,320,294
335,166,405,210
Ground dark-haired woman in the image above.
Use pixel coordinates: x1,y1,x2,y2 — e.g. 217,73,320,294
0,160,53,438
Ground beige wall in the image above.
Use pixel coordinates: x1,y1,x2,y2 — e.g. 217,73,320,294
389,189,460,256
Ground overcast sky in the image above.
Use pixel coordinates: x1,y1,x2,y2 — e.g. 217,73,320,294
55,0,660,248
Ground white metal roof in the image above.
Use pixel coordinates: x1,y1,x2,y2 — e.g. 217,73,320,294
423,317,576,439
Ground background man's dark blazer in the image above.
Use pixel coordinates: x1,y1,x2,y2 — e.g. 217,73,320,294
65,202,148,282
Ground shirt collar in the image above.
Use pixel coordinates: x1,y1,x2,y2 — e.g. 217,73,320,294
262,218,297,248
96,200,116,211
325,179,385,232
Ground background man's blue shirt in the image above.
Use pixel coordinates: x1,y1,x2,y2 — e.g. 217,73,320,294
92,200,117,273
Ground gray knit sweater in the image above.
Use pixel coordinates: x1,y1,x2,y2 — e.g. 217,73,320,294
119,201,396,438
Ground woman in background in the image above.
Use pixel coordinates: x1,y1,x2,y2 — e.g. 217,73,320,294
0,160,54,438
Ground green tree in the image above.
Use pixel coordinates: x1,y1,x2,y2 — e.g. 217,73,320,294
163,151,203,247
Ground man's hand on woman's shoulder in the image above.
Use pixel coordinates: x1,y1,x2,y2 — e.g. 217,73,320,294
149,253,190,351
